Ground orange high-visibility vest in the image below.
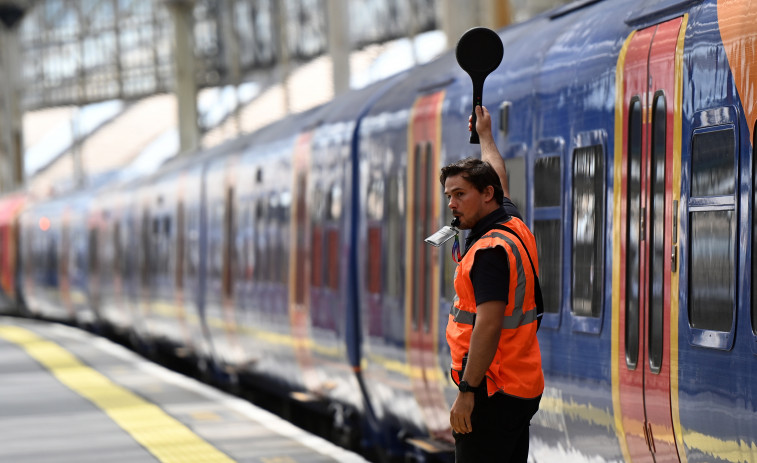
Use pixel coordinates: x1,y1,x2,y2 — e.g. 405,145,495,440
446,216,544,398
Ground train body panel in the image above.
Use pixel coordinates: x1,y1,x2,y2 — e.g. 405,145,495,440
0,192,25,312
7,0,757,461
20,191,96,326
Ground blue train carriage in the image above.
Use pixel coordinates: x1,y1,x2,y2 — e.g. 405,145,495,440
355,44,475,455
18,190,91,325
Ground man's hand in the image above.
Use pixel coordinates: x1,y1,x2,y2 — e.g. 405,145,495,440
474,105,494,141
450,391,475,434
468,105,494,142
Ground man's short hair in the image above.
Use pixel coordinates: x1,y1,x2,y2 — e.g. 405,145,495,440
440,157,504,205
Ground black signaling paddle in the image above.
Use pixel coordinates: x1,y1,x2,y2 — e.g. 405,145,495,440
455,27,504,144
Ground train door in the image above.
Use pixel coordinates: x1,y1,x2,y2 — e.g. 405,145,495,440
406,91,450,441
614,16,686,463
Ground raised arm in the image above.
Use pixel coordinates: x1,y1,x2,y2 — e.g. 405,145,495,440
470,105,510,198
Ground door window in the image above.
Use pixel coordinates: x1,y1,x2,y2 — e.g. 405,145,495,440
534,155,561,317
626,97,642,369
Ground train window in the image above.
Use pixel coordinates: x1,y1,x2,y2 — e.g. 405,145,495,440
269,192,280,285
411,143,422,330
327,229,340,290
367,226,381,294
311,226,323,287
535,156,561,208
47,236,58,284
506,156,526,215
113,222,122,278
223,187,235,298
691,129,735,197
175,202,184,289
423,142,434,333
187,207,198,279
499,101,511,137
211,201,224,280
311,185,324,221
649,94,666,373
572,145,604,318
141,210,151,285
253,199,264,282
325,182,342,291
366,176,384,221
533,153,562,319
689,210,735,332
385,172,403,298
366,173,384,295
688,125,737,339
626,97,642,369
329,183,343,220
239,204,251,282
162,216,171,276
534,219,561,314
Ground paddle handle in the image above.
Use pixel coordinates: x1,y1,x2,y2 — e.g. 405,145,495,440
469,79,484,144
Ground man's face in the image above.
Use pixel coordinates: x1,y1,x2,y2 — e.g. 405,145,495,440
444,174,493,230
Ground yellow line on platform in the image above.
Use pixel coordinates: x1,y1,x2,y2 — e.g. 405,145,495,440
0,325,235,463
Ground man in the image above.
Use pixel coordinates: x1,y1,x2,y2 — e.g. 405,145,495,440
442,105,543,462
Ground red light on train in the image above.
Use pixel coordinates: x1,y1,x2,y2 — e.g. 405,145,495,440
39,217,50,231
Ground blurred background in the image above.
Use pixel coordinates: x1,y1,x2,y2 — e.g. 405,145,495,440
0,0,573,198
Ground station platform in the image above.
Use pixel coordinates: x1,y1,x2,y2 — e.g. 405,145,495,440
0,316,369,463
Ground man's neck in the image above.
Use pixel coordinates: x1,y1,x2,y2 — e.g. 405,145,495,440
464,205,510,252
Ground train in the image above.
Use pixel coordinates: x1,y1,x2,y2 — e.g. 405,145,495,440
1,0,756,461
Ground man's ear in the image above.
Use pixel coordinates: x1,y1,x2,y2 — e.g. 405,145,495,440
483,185,495,202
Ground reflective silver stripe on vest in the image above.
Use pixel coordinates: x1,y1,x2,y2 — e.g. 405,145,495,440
449,230,535,329
449,304,537,329
492,232,527,313
450,305,476,325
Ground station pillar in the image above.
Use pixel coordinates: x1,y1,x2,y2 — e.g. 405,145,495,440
439,0,511,49
0,1,26,193
165,0,199,155
327,0,350,96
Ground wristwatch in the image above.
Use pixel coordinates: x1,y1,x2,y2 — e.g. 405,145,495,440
458,380,480,393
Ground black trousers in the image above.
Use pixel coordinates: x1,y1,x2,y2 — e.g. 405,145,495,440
453,388,541,463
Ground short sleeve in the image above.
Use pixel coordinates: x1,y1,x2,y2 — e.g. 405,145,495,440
469,247,510,306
